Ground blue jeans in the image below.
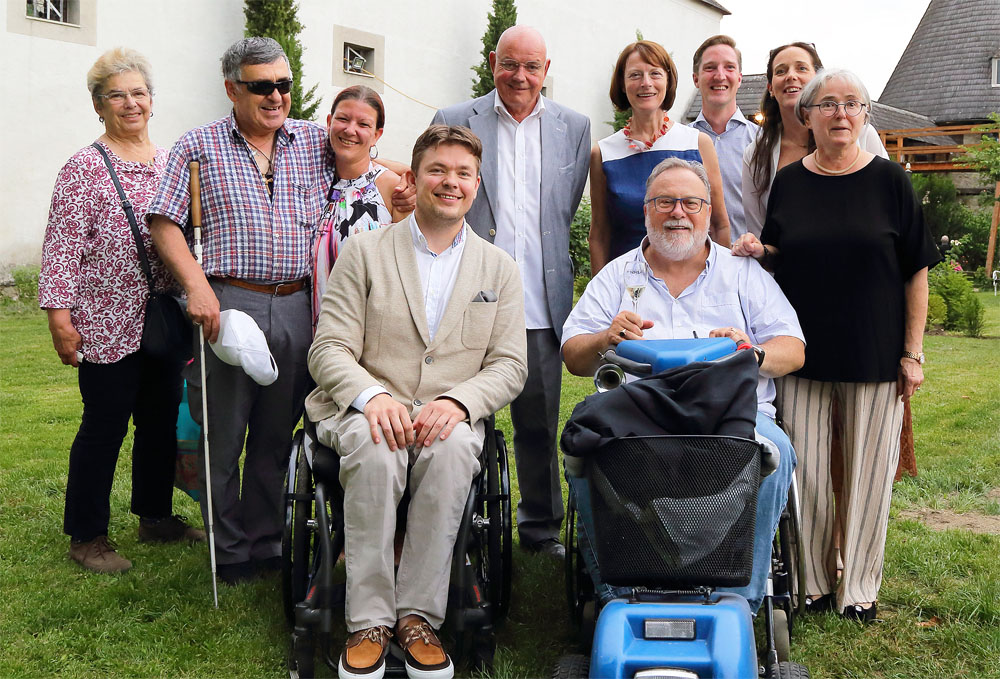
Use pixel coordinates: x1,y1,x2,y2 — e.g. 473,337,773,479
568,412,796,613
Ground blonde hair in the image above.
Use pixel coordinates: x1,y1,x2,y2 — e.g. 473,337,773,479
87,47,153,99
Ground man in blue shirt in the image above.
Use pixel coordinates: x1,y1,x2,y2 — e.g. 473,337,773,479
689,35,758,239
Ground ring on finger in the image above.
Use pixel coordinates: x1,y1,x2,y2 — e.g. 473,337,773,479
619,330,626,338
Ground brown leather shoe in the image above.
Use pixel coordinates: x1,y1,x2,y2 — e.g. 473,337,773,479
138,515,207,543
69,536,132,574
338,625,392,679
396,616,453,679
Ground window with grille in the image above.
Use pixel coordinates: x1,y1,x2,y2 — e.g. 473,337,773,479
25,0,79,25
344,43,374,78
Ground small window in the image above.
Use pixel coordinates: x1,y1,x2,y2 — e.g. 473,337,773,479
993,56,1000,88
25,0,79,25
344,43,374,78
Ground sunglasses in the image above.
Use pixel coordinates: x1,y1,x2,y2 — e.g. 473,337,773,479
236,79,293,96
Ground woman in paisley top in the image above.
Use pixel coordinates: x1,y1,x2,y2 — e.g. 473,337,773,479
312,86,411,328
39,48,203,575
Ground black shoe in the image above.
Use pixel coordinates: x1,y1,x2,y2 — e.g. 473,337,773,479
841,602,878,623
803,593,835,614
252,556,281,577
523,538,565,559
138,515,207,543
217,561,253,586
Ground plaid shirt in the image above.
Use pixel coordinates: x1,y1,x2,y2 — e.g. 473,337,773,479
148,112,334,281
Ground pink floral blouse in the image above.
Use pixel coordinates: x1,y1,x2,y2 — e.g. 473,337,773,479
39,141,172,364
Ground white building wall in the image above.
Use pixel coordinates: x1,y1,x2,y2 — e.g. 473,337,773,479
2,0,723,273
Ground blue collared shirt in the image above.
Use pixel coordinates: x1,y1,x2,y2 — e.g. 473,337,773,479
690,108,759,240
562,239,804,418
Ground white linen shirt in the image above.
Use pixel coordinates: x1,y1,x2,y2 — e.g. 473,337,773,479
561,239,805,418
351,215,468,410
493,91,548,329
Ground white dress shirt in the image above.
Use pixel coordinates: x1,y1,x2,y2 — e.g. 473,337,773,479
561,239,805,418
493,91,549,329
352,215,468,410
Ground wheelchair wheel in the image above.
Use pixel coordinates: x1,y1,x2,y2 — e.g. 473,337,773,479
287,629,315,679
553,653,590,679
769,661,810,679
484,426,513,621
282,430,314,624
564,491,595,631
779,476,807,620
772,608,791,662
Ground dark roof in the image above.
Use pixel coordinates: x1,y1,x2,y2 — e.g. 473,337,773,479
879,0,1000,124
681,73,766,123
870,102,949,145
696,0,731,14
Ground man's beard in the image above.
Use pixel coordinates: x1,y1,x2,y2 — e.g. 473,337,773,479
647,218,706,261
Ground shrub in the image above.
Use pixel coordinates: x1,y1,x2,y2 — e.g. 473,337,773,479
12,265,39,303
570,196,592,282
929,266,976,330
926,293,947,330
960,294,986,337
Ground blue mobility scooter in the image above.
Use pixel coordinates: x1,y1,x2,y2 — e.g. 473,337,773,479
556,339,808,679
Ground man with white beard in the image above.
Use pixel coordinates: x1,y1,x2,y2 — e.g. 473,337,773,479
561,157,805,612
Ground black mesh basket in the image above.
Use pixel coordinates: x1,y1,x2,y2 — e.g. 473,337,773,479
588,435,761,588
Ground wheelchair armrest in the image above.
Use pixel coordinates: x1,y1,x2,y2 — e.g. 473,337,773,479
755,431,779,478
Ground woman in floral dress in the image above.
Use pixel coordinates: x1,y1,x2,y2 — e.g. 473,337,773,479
39,48,203,575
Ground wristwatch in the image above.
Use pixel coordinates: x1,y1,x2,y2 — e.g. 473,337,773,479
901,351,925,364
751,345,766,367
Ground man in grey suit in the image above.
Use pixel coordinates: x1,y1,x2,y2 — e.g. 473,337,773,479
433,25,591,557
306,125,527,679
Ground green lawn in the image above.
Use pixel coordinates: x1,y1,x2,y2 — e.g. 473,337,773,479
2,295,999,678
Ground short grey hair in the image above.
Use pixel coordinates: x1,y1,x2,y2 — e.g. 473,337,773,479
221,37,290,82
645,158,712,202
87,47,153,98
795,68,872,125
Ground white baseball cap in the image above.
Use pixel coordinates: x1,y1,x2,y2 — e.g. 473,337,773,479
210,309,279,386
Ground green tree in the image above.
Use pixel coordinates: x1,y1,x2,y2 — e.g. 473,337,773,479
244,0,319,121
471,0,518,98
961,112,1000,182
909,172,966,241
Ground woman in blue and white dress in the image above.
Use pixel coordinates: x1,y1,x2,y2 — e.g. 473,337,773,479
312,85,410,330
589,40,731,274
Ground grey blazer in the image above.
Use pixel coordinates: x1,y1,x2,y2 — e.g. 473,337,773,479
305,220,528,427
433,91,591,335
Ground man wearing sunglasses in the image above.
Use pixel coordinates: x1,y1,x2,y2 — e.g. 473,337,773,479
562,157,805,614
432,25,591,560
147,37,414,586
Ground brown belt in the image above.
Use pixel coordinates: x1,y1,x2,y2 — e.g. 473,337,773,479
210,277,308,296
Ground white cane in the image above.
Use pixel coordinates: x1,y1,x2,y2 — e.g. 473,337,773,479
190,161,219,607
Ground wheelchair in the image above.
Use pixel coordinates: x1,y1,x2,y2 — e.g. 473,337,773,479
557,339,809,679
281,413,512,678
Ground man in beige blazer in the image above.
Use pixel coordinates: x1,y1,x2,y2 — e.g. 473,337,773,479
306,125,527,679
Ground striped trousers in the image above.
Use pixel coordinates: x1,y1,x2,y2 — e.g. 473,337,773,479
777,376,904,610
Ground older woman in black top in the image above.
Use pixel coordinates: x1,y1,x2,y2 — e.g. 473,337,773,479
732,68,939,623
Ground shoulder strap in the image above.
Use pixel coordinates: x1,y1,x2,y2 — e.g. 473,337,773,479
91,142,154,290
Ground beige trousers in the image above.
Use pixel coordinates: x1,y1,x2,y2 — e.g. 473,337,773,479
777,376,903,611
316,409,483,631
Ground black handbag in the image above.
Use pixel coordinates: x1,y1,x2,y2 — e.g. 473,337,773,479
92,142,193,362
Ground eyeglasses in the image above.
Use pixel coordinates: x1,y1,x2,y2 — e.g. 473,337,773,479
498,59,544,75
97,88,150,104
644,196,709,214
804,100,866,117
236,79,293,96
